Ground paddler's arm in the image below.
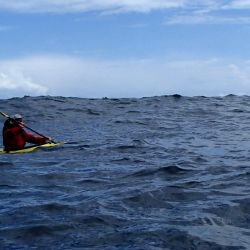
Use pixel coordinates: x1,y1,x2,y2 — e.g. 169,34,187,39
21,129,51,145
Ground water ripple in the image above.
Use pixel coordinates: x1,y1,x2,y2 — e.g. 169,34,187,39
0,95,250,249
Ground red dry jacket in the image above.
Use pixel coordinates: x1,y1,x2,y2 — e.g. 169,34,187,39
3,124,46,151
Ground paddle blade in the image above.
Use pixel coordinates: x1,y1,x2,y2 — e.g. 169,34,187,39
0,112,10,118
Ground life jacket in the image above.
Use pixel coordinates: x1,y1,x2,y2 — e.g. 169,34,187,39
3,125,26,151
3,121,46,151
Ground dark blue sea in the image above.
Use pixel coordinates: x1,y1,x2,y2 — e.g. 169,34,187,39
0,95,250,250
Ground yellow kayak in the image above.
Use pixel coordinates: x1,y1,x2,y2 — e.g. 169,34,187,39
0,141,64,154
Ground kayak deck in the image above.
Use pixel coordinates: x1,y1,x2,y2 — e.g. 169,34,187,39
0,141,64,154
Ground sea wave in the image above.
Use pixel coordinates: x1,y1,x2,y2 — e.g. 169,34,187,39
0,95,250,249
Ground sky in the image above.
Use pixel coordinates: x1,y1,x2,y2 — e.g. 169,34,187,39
1,0,250,98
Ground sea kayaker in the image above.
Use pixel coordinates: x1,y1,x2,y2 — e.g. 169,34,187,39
2,114,52,151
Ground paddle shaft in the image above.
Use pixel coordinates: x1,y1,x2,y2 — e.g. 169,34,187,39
0,111,54,142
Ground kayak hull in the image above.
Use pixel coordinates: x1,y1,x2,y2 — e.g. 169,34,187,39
0,142,64,154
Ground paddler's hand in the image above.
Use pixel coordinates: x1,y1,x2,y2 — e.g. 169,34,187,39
45,137,53,143
18,121,25,128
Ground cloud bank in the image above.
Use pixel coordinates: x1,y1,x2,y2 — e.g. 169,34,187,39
165,14,250,25
0,61,48,98
1,55,250,99
226,0,250,9
0,0,186,13
1,1,250,26
0,0,249,14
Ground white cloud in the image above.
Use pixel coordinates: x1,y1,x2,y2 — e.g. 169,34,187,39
0,1,248,25
0,0,243,14
225,0,250,9
163,0,250,25
0,0,249,27
0,61,48,98
0,0,186,13
1,55,250,99
165,14,250,25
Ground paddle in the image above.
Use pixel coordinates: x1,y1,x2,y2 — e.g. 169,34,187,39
0,111,55,143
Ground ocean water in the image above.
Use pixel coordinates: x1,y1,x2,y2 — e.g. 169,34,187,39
0,95,250,250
